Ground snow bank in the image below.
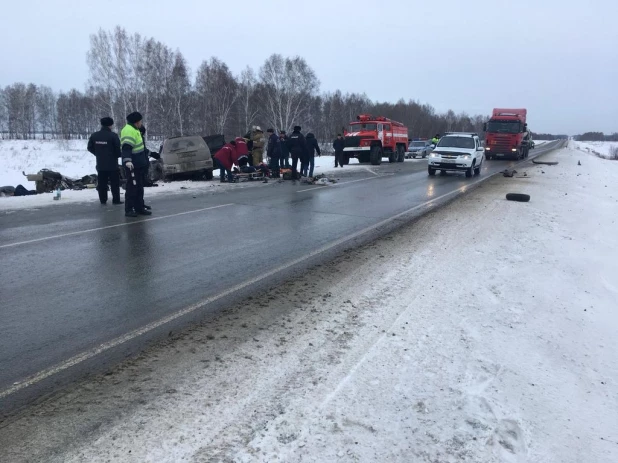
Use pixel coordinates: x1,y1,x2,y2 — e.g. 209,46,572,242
573,141,618,159
0,139,93,187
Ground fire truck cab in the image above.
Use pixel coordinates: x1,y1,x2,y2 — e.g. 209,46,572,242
343,114,409,165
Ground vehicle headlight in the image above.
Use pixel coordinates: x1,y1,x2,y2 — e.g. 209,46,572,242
430,152,439,158
511,148,517,152
459,154,471,159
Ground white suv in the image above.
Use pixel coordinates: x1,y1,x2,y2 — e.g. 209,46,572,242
428,133,484,178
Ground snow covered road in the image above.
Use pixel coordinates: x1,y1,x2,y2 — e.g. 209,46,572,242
1,145,617,462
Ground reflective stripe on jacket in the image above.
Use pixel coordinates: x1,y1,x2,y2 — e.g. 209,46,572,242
120,124,147,167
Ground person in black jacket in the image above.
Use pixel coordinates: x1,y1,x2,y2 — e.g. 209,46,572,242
266,128,281,178
333,134,346,168
303,133,321,177
279,131,290,168
87,117,123,205
286,126,307,180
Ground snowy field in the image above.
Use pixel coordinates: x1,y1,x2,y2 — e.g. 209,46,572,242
4,146,617,462
572,141,618,159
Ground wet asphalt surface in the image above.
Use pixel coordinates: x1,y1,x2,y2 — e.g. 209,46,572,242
0,142,563,413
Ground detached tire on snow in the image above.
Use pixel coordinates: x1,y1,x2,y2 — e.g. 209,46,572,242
506,193,530,202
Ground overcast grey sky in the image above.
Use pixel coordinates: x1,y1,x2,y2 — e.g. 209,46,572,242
1,0,616,134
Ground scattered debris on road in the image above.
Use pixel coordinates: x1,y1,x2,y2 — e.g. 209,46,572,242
532,160,559,165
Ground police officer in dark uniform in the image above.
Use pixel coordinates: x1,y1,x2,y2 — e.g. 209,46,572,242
286,125,307,180
87,117,123,205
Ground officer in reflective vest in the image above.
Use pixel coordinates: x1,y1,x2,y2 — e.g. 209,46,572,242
121,112,151,217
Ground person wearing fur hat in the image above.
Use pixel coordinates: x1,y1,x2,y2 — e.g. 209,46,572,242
87,117,123,205
121,112,151,217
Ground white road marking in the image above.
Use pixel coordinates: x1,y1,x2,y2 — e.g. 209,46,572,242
0,204,234,250
296,186,328,193
363,167,381,176
0,142,565,399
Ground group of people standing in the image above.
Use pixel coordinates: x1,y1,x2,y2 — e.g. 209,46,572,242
88,112,157,218
265,125,322,179
264,126,347,179
88,114,352,217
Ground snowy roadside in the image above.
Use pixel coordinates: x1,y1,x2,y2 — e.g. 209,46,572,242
2,147,617,463
572,141,618,159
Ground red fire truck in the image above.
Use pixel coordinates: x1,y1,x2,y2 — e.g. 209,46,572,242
343,114,409,165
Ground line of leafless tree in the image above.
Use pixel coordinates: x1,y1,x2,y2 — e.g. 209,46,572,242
574,132,618,142
1,26,490,142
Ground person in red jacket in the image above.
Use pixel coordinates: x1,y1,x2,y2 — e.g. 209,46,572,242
234,137,249,165
214,142,237,183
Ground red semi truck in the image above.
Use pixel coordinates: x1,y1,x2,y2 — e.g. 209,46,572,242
343,114,409,165
483,108,531,160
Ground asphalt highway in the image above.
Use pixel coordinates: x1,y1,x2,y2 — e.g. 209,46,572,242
0,141,563,414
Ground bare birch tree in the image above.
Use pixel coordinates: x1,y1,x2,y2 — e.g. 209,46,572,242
87,29,118,123
258,54,319,132
195,57,238,134
237,66,260,134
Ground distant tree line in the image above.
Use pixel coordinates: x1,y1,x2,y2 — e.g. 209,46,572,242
574,132,618,142
3,26,492,142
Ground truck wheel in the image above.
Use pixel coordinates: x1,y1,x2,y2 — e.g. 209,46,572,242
428,167,436,176
474,162,481,176
506,193,530,202
370,146,383,165
465,165,473,178
388,151,396,163
343,155,350,165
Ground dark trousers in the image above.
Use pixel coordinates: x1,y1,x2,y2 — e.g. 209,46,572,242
291,154,300,179
143,162,151,186
307,154,315,177
269,156,280,177
97,169,120,204
279,155,289,168
335,151,345,167
215,159,234,182
124,165,146,213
